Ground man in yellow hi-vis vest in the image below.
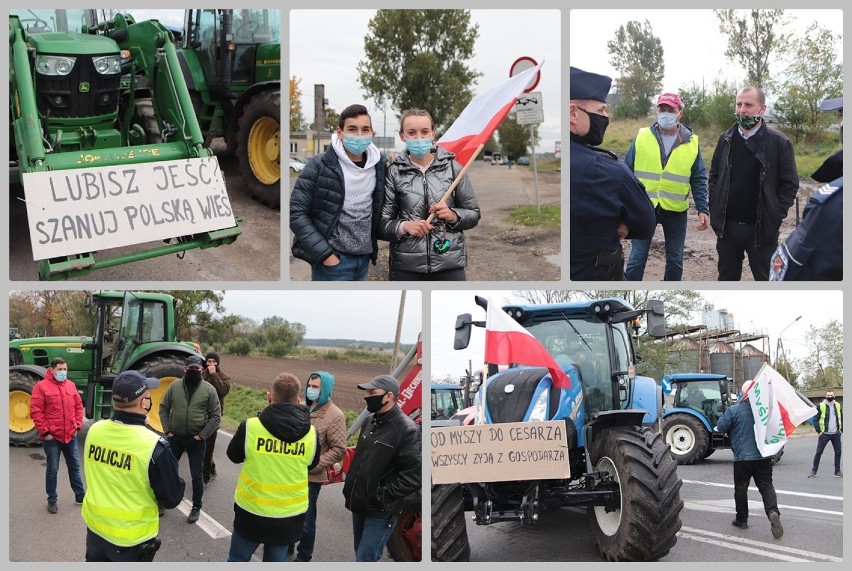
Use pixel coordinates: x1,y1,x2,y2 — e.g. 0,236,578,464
625,92,710,281
809,389,843,478
226,372,319,562
82,371,185,561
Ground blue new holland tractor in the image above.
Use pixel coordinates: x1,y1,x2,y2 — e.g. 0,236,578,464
432,297,684,562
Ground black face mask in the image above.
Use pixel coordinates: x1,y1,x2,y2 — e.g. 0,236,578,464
364,393,388,413
577,106,609,146
826,396,835,402
185,369,202,384
143,397,153,413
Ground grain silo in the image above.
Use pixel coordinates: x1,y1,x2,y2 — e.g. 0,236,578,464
708,341,735,378
741,344,768,380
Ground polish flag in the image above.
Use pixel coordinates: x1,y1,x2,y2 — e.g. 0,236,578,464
437,60,544,167
744,363,817,456
484,298,571,389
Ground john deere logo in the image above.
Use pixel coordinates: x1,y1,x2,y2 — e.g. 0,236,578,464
79,82,90,93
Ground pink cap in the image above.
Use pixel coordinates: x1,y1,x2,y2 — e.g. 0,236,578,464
657,92,683,110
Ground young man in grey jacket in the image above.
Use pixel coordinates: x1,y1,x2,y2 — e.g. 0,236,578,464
158,355,221,524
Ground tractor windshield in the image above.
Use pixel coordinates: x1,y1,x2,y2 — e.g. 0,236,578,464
10,9,90,33
110,293,168,373
432,388,464,420
675,380,724,427
526,318,634,413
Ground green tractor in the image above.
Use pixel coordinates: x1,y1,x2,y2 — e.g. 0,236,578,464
9,9,242,280
177,9,281,207
9,291,203,447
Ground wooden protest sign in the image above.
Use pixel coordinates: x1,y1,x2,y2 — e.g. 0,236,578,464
22,156,236,260
431,420,570,484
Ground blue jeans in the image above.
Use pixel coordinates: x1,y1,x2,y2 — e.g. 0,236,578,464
228,528,289,562
167,435,206,509
625,208,688,281
44,436,85,503
311,253,369,281
352,511,399,562
295,482,322,561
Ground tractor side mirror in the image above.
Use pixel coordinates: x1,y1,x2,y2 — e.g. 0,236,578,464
645,300,665,338
454,314,472,350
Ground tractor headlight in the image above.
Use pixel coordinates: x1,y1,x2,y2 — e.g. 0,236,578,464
35,55,76,76
527,388,549,421
92,55,121,75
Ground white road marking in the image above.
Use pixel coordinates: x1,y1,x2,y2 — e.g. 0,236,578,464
175,498,232,539
679,526,842,562
684,499,843,517
682,479,842,501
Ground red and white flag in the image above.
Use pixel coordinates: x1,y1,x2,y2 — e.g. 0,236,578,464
744,363,817,456
484,298,571,389
437,60,544,167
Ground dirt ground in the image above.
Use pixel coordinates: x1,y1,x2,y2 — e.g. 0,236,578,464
288,159,562,281
220,354,401,413
8,139,281,281
623,178,821,281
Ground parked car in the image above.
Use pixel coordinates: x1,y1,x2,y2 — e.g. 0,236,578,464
490,153,502,165
290,158,305,172
517,156,530,166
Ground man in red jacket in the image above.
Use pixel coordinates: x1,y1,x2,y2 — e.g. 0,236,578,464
30,357,86,514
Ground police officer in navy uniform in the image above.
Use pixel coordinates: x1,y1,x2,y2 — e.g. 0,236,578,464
570,66,656,280
769,97,843,280
82,371,185,562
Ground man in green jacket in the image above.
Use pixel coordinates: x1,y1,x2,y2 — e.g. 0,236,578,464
158,355,221,524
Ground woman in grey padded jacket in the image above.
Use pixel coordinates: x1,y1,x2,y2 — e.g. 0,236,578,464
378,109,481,280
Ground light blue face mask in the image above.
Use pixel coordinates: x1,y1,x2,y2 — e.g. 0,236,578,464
657,112,678,131
405,138,433,159
306,387,321,401
342,135,372,156
55,370,68,382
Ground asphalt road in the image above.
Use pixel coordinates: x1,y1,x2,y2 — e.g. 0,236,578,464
8,142,281,282
457,433,842,562
8,426,391,562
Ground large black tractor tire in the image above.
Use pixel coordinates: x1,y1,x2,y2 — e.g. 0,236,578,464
133,354,187,433
236,90,280,208
587,427,684,561
702,447,716,459
431,483,470,562
386,493,422,561
772,445,785,465
663,413,710,465
9,370,42,447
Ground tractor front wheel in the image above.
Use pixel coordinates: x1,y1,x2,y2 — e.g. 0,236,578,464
587,427,683,561
663,413,710,465
431,483,470,562
386,493,421,561
133,354,187,433
9,370,42,447
237,90,280,208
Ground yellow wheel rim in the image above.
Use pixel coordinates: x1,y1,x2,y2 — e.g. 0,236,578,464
146,377,178,434
9,390,35,434
248,116,280,185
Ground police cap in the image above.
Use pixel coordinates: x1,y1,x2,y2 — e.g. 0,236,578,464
570,67,612,103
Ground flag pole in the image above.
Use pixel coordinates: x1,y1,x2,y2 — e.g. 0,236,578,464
425,142,486,223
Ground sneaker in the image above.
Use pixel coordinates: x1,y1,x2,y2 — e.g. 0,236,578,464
731,519,748,529
769,511,783,539
835,471,843,478
158,505,165,517
808,470,817,478
75,493,85,504
187,507,200,524
48,501,58,514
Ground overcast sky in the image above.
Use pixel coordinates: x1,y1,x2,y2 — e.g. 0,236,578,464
221,290,421,344
430,290,843,380
570,9,843,98
291,9,562,154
